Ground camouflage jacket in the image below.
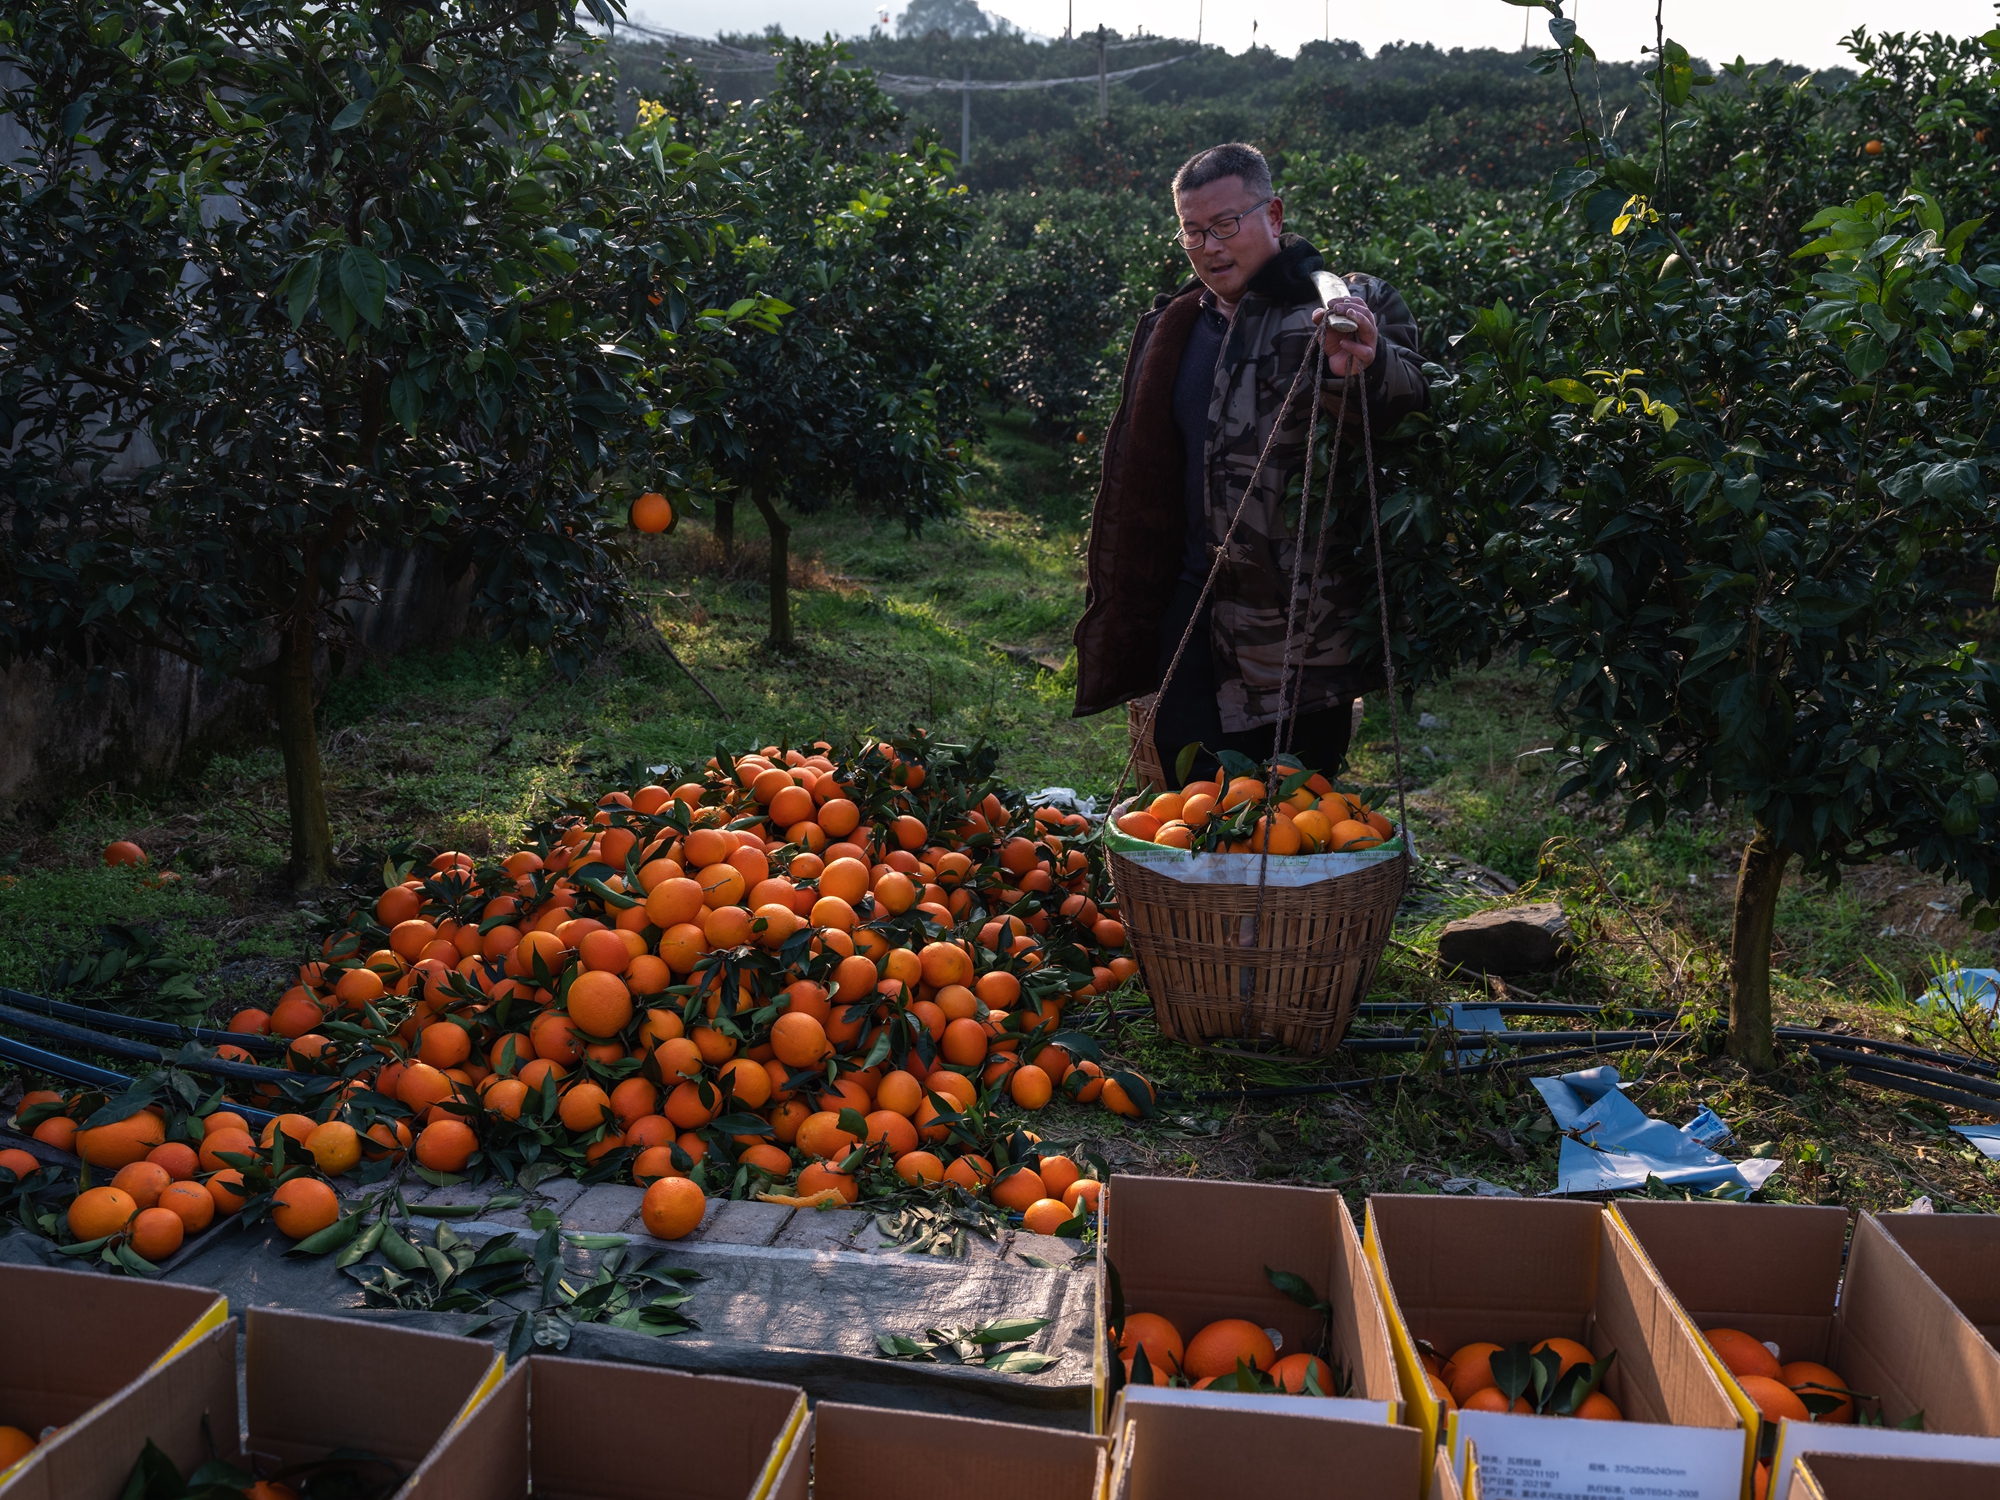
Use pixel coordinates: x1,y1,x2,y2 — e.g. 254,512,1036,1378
1072,235,1429,733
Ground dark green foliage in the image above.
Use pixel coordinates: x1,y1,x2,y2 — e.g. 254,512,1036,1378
0,0,781,881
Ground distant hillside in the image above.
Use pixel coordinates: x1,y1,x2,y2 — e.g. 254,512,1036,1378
610,28,1768,195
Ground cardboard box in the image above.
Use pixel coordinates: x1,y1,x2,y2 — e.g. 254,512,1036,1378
411,1352,807,1500
1104,1386,1430,1500
1613,1201,2000,1500
771,1402,1105,1500
1092,1175,1404,1432
10,1306,503,1500
0,1264,229,1498
1791,1450,2000,1500
1365,1194,1747,1500
1872,1210,2000,1350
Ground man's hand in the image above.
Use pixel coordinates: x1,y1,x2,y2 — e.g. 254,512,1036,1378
1311,295,1377,378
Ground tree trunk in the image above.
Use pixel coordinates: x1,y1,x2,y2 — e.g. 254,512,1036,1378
714,496,735,557
1726,822,1788,1071
272,623,335,889
751,492,792,648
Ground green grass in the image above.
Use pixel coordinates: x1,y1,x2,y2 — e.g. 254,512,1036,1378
5,403,2000,1216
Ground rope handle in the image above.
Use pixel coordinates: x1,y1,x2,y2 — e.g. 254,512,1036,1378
1111,284,1413,859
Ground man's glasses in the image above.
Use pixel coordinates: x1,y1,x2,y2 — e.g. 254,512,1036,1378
1174,196,1274,249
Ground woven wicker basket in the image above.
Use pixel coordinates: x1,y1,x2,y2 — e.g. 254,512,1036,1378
1125,696,1169,796
1108,840,1407,1056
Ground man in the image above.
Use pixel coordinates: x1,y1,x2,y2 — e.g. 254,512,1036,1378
1071,142,1429,786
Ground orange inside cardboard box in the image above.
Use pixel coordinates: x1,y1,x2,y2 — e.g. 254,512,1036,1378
1366,1194,1748,1500
6,1302,501,1500
1613,1199,2000,1500
0,1263,228,1498
775,1402,1104,1500
1108,1380,1445,1500
1093,1174,1405,1431
411,1349,808,1500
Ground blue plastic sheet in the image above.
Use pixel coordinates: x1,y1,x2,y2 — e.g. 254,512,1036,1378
1919,968,2000,1011
1530,1065,1782,1196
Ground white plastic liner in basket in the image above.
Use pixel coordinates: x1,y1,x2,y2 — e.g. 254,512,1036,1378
1104,823,1406,887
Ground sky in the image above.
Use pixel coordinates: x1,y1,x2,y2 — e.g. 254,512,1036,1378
629,0,1997,71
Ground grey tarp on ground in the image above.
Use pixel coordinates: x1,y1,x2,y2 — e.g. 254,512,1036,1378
0,1193,1097,1429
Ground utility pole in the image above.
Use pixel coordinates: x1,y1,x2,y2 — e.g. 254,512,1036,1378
961,63,971,170
1066,0,1071,42
1097,25,1107,123
1197,0,1203,46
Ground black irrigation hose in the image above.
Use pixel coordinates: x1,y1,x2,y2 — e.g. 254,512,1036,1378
1797,1043,2000,1105
0,986,287,1057
1777,1026,2000,1080
0,1036,279,1130
1355,1001,1676,1021
1826,1065,2000,1120
0,1000,327,1093
1177,1033,1683,1103
1343,1029,1669,1055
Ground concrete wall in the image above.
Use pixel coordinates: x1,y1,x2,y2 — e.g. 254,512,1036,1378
0,548,477,817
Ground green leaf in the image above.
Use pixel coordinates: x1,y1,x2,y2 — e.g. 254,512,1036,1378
983,1349,1059,1374
158,56,199,87
340,246,388,329
287,1209,363,1257
331,99,370,131
1544,377,1595,404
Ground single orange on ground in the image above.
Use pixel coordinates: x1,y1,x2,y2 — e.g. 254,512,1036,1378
1061,1179,1102,1214
991,1166,1046,1212
415,1118,479,1173
305,1121,362,1176
640,1175,707,1238
1704,1328,1782,1381
110,1160,173,1210
797,1162,859,1203
68,1185,138,1241
76,1111,165,1168
270,1177,339,1240
1021,1198,1072,1236
128,1206,186,1261
157,1180,216,1235
146,1141,200,1180
104,840,147,866
206,1169,249,1215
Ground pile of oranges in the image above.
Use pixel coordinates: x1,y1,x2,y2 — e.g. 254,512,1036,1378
2,1098,343,1266
26,736,1155,1244
1421,1337,1623,1420
1117,1310,1339,1396
1703,1326,1855,1423
1112,765,1394,855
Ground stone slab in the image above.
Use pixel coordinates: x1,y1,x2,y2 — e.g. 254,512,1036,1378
562,1183,646,1233
771,1205,867,1251
691,1199,793,1247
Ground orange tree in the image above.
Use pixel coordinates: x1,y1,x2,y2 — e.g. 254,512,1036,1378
653,40,980,647
1421,9,2000,1067
0,0,782,884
